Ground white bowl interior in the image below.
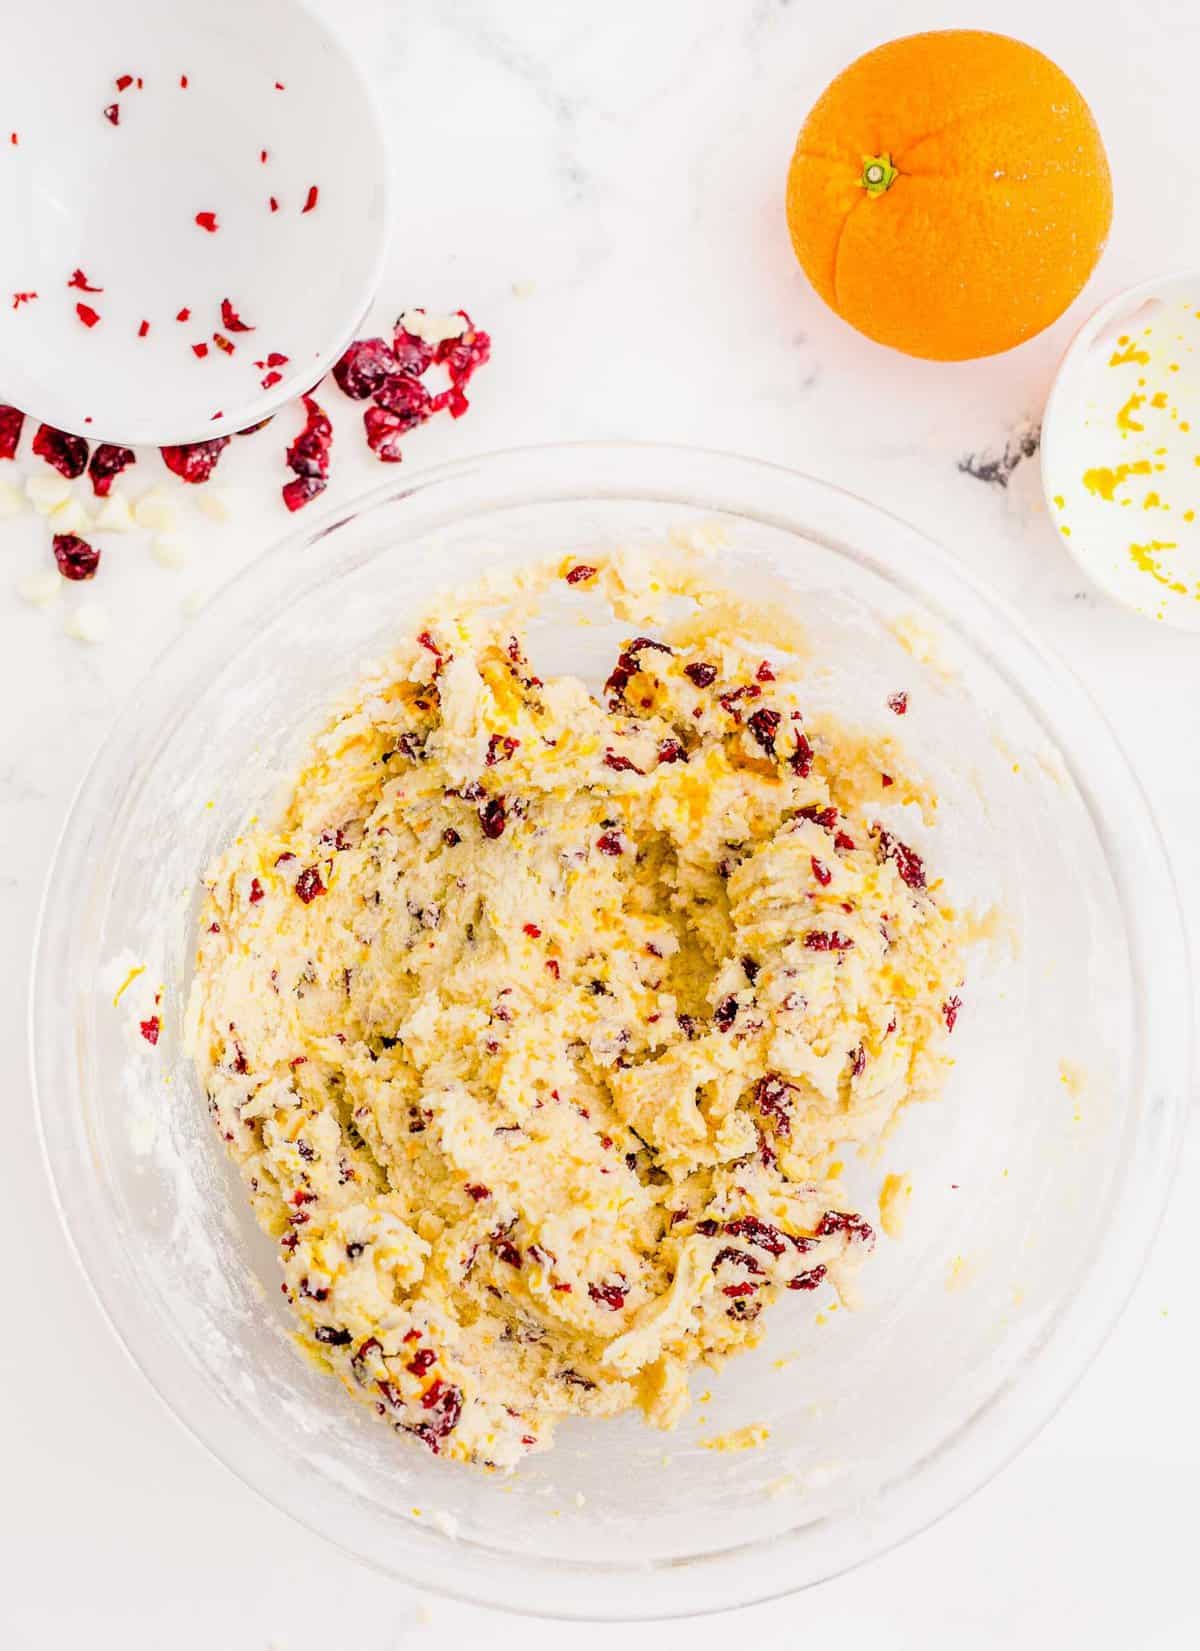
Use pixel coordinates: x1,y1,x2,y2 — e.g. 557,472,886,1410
33,451,1187,1618
0,0,389,445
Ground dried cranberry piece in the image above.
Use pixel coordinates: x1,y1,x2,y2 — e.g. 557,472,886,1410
486,734,518,766
756,659,776,682
301,184,319,213
363,404,408,462
416,1378,463,1446
350,1336,381,1384
595,832,622,856
713,995,739,1031
333,337,400,399
0,404,24,460
493,1233,522,1267
656,739,687,764
816,1210,875,1244
850,1044,866,1077
219,297,254,332
373,372,432,430
811,855,831,886
712,1246,762,1274
249,878,264,903
789,732,814,777
294,866,326,903
195,211,218,232
722,1281,758,1298
103,104,120,125
684,661,717,688
603,749,643,774
694,1218,719,1236
139,1015,161,1045
75,302,101,328
787,1265,827,1291
747,707,781,755
313,1325,352,1346
588,1281,627,1310
282,475,327,512
564,564,596,585
406,1348,436,1375
887,691,908,715
464,1183,491,1201
33,423,88,479
161,437,230,483
798,803,838,831
52,533,100,580
723,1215,786,1256
390,321,435,377
479,797,507,839
88,443,135,497
442,827,461,846
877,830,926,889
754,1074,794,1134
834,830,856,852
943,994,962,1033
804,930,854,952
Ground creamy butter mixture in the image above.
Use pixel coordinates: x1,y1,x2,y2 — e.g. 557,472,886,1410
188,553,965,1468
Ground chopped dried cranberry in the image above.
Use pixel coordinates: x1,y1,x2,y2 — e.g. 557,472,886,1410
68,270,103,293
479,797,507,839
811,855,831,886
486,734,518,766
195,211,218,232
416,1378,463,1446
943,995,962,1033
103,104,120,125
52,533,100,580
11,291,36,309
834,831,856,852
787,1265,827,1291
713,1246,762,1274
747,707,781,755
816,1210,875,1244
33,424,88,479
723,1215,786,1256
718,683,760,721
282,475,327,512
175,307,190,322
0,405,24,460
137,318,150,337
363,404,409,462
313,1325,352,1346
789,732,814,777
595,832,622,856
407,1348,436,1375
603,749,643,774
742,955,760,984
333,337,399,400
804,930,854,952
281,394,332,510
213,331,234,355
373,372,433,429
269,195,279,212
301,184,319,213
877,830,926,889
881,772,894,788
754,1074,794,1134
493,1234,522,1267
564,564,597,585
713,995,739,1031
722,1281,758,1298
115,74,134,92
887,691,908,715
161,437,230,483
588,1281,627,1310
522,923,541,938
850,1044,866,1077
798,803,838,831
248,878,264,903
545,959,560,979
656,738,687,764
87,443,135,497
465,1183,491,1201
294,866,326,903
191,341,209,358
684,661,717,688
139,1015,161,1045
219,297,254,332
442,827,461,847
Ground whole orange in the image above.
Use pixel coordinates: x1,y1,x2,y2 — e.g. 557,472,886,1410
785,30,1113,360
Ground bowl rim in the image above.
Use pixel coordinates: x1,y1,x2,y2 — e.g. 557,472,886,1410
29,441,1194,1618
0,0,394,447
1039,266,1200,631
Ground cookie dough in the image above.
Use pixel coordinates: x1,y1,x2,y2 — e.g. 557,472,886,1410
187,552,966,1468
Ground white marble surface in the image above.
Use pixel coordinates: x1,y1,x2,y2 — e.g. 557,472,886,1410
3,0,1198,1644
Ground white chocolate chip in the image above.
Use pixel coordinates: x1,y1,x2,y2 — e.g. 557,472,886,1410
17,568,63,607
25,472,73,513
65,601,110,643
196,488,231,522
151,534,189,570
133,489,177,533
0,478,26,517
92,492,135,533
399,308,467,345
50,495,91,535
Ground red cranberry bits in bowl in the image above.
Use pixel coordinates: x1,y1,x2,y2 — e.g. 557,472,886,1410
0,0,390,444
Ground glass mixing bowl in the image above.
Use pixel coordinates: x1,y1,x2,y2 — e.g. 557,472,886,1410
31,444,1191,1618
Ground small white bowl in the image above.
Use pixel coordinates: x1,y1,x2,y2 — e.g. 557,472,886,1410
1041,270,1200,630
0,0,391,446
